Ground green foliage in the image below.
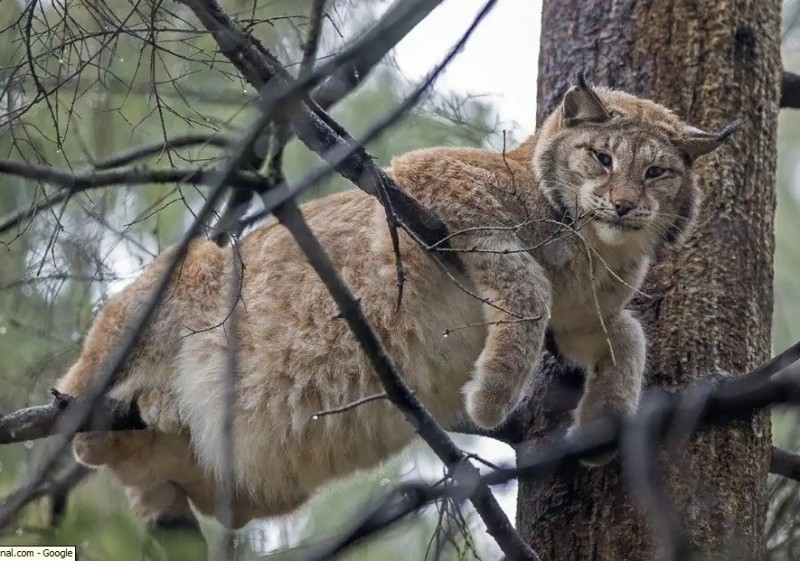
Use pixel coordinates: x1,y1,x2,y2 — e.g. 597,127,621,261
1,474,144,560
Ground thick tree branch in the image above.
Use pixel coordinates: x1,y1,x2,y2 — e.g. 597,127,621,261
452,340,800,486
0,389,145,445
770,446,800,481
782,71,800,108
212,15,382,246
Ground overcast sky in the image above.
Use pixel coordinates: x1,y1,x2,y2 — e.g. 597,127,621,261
394,0,542,139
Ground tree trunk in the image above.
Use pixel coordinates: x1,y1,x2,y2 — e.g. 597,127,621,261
516,1,781,559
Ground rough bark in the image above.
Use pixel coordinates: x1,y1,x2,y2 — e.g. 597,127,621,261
517,1,781,560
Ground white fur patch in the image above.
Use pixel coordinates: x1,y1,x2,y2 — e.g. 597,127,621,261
592,222,626,246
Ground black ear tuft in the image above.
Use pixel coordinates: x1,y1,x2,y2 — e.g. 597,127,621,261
675,118,745,161
562,72,610,126
715,118,745,142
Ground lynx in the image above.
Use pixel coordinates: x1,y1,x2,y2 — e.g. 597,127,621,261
56,76,739,531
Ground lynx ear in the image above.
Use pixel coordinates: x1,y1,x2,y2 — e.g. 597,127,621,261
562,71,611,126
675,118,744,161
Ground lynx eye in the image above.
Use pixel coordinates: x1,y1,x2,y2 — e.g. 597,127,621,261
592,150,613,168
645,166,666,179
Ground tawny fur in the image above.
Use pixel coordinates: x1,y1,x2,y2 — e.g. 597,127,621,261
56,80,735,529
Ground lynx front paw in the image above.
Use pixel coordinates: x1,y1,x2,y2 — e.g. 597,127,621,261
566,423,618,468
463,379,510,430
568,395,639,468
73,432,113,466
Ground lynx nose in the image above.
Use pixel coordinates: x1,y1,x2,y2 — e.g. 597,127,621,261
614,200,634,217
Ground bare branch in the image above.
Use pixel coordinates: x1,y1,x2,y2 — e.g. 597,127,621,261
0,189,69,238
298,0,327,79
91,134,232,170
0,159,268,195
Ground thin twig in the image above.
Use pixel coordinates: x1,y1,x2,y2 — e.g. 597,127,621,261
311,392,388,419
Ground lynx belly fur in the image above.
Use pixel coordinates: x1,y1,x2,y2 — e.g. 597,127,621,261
56,77,739,529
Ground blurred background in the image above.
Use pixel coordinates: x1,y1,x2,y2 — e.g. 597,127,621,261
0,0,797,559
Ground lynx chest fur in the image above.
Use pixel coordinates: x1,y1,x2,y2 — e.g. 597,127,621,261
536,232,649,333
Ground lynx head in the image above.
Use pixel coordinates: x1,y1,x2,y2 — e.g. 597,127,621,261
532,73,742,252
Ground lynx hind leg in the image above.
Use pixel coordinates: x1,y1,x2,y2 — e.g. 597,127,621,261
104,434,264,531
73,386,188,472
461,234,552,429
129,481,198,531
128,482,208,560
73,431,132,468
75,429,197,490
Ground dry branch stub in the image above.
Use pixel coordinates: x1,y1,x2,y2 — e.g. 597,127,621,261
0,389,145,445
